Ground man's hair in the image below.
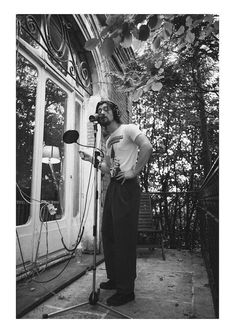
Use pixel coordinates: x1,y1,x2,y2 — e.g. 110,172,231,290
96,100,122,124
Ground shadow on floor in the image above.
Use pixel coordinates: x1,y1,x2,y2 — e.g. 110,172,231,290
18,249,216,319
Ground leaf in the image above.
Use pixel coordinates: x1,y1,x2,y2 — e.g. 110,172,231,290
199,31,206,40
203,14,214,24
151,81,163,92
161,28,170,41
155,17,163,29
192,18,203,28
122,21,130,35
146,77,155,86
152,35,161,50
121,32,133,48
112,34,122,47
154,52,162,61
204,26,214,38
132,26,139,39
132,88,143,101
213,20,219,33
185,30,195,43
138,25,150,41
84,38,100,51
177,41,186,51
132,36,145,51
100,38,115,57
134,14,147,25
186,16,193,27
175,25,185,36
143,83,152,92
147,15,159,29
106,14,124,27
165,21,173,35
155,60,162,69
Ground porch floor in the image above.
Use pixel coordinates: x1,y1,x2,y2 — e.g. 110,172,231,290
18,249,215,319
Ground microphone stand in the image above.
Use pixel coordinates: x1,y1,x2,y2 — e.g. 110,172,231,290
42,121,131,319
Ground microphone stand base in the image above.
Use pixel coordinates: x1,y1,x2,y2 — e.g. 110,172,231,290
42,291,132,319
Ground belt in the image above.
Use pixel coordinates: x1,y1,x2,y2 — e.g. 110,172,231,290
110,177,138,184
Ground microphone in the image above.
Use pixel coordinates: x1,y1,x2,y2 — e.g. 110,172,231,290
63,130,79,144
89,114,105,123
62,129,105,157
89,114,99,122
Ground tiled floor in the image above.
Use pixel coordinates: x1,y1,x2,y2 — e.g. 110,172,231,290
20,249,215,319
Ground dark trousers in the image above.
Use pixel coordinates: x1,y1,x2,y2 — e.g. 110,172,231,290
101,177,140,295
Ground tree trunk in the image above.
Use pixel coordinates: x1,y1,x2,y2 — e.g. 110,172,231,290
197,91,212,175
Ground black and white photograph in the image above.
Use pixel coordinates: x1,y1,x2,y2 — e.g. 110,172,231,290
2,1,232,327
14,11,220,321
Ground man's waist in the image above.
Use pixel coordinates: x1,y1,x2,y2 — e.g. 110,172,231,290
110,176,138,184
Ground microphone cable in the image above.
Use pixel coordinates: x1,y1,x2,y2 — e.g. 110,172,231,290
16,129,103,282
16,154,96,283
58,141,96,252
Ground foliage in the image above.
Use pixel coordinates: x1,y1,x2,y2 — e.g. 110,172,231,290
130,23,219,189
85,14,219,98
84,14,219,250
85,14,219,179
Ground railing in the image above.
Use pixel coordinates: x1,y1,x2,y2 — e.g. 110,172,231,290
197,157,219,318
148,191,198,250
148,157,219,317
148,162,219,317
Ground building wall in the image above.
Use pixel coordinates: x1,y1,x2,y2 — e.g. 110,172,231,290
79,15,133,252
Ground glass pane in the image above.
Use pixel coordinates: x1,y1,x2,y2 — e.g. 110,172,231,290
40,79,67,222
73,102,81,217
17,15,41,49
16,54,38,225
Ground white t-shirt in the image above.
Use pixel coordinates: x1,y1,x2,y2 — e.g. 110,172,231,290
105,124,142,177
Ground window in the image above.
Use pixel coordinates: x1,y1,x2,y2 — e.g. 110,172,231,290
40,79,67,222
16,54,38,225
17,15,41,49
73,102,81,217
46,15,69,75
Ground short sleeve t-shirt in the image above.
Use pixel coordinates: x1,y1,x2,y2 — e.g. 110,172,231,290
105,124,142,177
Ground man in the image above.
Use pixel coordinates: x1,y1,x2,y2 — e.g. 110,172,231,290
80,100,152,306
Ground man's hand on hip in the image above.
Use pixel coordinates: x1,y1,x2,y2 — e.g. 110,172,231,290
116,168,136,184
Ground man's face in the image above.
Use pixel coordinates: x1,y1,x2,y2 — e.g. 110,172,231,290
97,103,114,126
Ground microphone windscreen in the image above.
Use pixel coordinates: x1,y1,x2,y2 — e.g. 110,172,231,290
89,114,99,122
63,130,79,144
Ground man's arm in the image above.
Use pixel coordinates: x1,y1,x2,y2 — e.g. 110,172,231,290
79,151,110,174
133,133,153,176
116,133,152,182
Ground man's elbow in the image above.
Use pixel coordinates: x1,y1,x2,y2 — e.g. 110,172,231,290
142,142,153,156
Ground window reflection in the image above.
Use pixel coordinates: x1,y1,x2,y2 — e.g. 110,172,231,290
17,15,41,49
40,79,67,222
16,54,38,225
73,102,81,217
